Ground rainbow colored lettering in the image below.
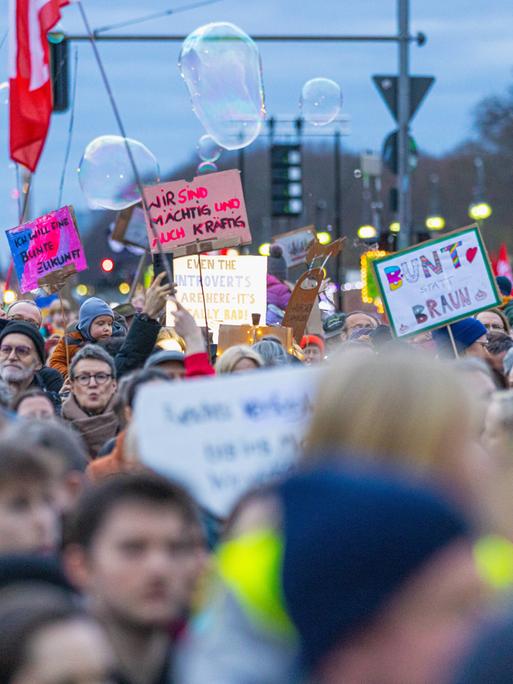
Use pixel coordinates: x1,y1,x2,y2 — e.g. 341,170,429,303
384,265,403,291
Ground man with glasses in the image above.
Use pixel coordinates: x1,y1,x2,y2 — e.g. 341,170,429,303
62,345,119,458
0,321,62,411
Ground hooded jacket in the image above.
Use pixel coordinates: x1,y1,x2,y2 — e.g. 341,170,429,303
49,314,161,380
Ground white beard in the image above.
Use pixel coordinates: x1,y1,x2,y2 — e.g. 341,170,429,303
0,365,35,386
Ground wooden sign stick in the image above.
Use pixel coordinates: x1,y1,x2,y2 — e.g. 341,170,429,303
195,242,211,349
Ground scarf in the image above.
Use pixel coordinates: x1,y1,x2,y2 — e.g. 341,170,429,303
62,393,119,459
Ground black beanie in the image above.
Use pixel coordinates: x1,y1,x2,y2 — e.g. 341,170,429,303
279,467,469,671
0,321,46,365
268,244,288,281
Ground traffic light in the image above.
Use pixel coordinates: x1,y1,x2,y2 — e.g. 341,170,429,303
48,37,69,112
270,144,303,217
101,258,115,273
382,130,418,175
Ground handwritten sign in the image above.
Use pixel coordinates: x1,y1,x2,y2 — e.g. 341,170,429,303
6,206,87,293
134,366,319,517
143,169,252,256
171,255,267,340
372,225,501,337
272,225,316,267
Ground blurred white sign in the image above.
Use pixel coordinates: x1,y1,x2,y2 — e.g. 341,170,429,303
134,366,319,517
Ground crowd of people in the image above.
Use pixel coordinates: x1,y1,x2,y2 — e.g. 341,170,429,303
1,259,513,683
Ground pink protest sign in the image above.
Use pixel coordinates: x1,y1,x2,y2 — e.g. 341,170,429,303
143,169,252,256
6,206,88,293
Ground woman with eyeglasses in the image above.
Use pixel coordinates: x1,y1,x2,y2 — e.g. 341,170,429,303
61,345,119,459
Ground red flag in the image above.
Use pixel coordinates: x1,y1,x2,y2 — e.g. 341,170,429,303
9,0,69,172
494,243,513,283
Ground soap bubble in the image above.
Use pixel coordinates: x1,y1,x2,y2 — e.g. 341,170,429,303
179,22,265,151
0,81,9,106
300,78,342,126
78,135,159,211
197,161,218,174
197,134,222,162
48,22,65,44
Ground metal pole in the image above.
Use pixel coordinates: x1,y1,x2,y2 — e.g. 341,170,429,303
64,33,425,44
333,130,343,308
397,0,411,248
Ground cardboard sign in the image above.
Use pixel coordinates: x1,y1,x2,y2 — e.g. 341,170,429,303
171,255,267,340
134,366,319,517
272,225,316,267
143,169,252,256
112,203,150,249
283,268,324,342
306,237,344,265
217,324,293,356
372,225,501,337
6,206,87,293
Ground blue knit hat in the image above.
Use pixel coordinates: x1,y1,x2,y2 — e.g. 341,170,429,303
278,467,469,672
77,297,114,342
432,317,487,355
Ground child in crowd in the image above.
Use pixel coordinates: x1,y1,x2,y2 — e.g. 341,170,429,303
49,298,114,379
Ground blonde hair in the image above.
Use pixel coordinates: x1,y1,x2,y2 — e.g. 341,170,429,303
216,345,264,374
305,348,475,474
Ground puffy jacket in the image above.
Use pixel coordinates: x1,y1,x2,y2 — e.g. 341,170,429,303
266,274,292,325
49,314,161,380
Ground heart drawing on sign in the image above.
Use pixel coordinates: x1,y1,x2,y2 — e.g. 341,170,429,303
466,247,478,263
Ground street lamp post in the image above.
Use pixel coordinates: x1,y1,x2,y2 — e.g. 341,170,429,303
468,156,492,222
397,0,412,249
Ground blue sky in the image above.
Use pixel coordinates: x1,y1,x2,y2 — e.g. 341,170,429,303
0,0,512,263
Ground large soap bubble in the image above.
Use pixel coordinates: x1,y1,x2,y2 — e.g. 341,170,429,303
197,134,222,162
179,22,265,151
300,78,342,126
78,135,160,211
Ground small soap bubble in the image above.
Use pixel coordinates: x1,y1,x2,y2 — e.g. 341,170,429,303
197,134,222,162
197,161,218,174
0,82,9,106
300,78,342,126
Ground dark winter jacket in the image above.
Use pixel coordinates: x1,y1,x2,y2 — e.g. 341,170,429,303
32,366,64,413
114,313,161,378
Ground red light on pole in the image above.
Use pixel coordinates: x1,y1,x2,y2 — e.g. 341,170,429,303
101,258,114,273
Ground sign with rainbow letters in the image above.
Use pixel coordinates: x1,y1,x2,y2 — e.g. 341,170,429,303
6,206,87,294
372,225,501,337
